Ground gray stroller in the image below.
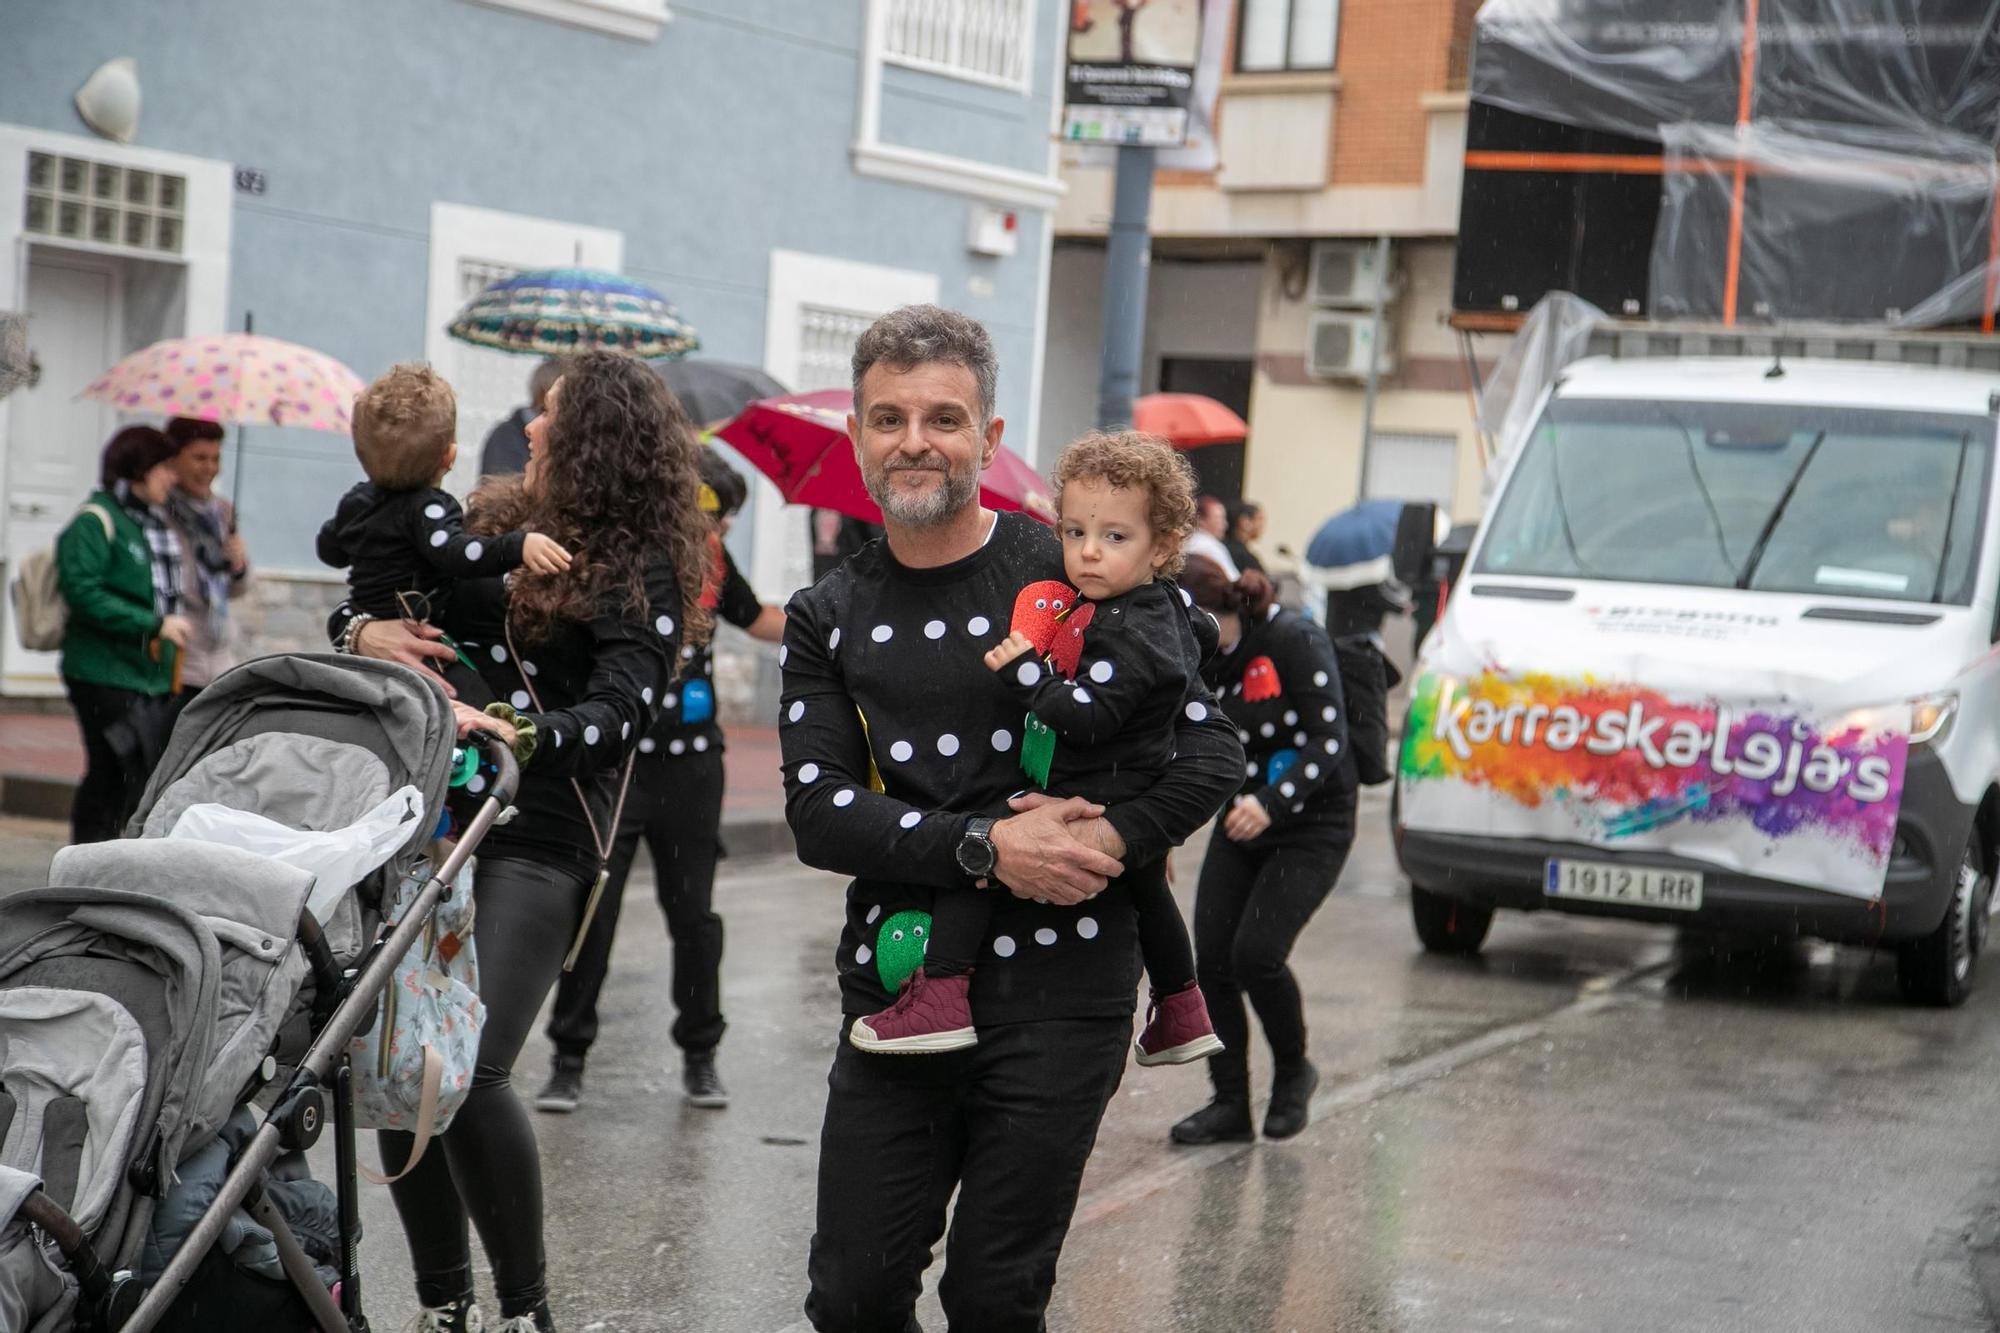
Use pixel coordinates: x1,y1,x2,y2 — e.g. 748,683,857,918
0,653,516,1333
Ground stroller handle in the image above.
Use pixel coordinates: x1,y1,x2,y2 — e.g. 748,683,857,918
469,728,521,806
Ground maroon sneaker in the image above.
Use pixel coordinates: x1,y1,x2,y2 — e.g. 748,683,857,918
849,970,978,1054
1135,983,1225,1067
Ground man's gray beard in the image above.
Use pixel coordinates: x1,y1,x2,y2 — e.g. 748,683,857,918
866,459,981,528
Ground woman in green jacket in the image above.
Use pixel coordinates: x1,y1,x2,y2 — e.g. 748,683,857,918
57,425,193,843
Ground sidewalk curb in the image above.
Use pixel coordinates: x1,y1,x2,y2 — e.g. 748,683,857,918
2,768,796,858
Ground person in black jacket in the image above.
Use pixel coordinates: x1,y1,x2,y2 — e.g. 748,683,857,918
781,305,1243,1332
318,363,573,626
1171,555,1357,1147
535,449,785,1114
478,357,565,477
332,352,712,1333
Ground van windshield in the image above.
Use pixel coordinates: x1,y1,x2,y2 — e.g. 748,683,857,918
1473,397,1991,604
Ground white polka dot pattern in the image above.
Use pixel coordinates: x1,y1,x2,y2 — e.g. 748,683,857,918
641,687,654,705
855,945,873,965
890,740,914,763
1323,706,1338,721
1314,671,1329,687
639,738,657,754
1016,661,1041,687
1305,764,1320,779
1245,762,1258,776
991,729,1013,752
899,810,922,829
1280,782,1296,798
1089,660,1114,683
788,701,805,723
925,620,947,639
1185,701,1208,722
693,736,709,751
937,734,960,757
656,614,676,637
522,660,538,677
1284,710,1299,726
867,905,882,924
664,692,678,710
1078,917,1099,939
1034,928,1058,946
993,935,1017,958
1072,687,1092,704
798,763,821,783
429,531,448,548
1260,723,1276,738
829,628,842,651
871,624,893,643
490,644,508,663
424,503,446,520
670,739,687,755
621,721,631,739
778,645,789,666
583,725,601,745
833,789,856,808
967,615,991,636
467,774,486,794
464,540,484,562
511,691,531,710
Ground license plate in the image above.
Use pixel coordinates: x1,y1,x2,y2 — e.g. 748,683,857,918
1545,859,1703,911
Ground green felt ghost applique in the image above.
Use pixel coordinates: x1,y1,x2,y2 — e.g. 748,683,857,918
875,909,932,991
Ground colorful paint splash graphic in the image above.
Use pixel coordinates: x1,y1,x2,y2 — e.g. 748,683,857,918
1401,672,1909,864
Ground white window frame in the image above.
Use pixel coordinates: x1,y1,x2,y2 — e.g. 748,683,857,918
458,0,670,43
853,0,1068,211
882,0,1038,94
748,249,940,598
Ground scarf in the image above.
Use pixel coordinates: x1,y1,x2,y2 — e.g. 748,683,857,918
115,483,186,618
167,489,235,620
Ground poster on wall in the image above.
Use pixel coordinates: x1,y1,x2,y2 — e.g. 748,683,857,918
1062,0,1207,148
1398,672,1912,899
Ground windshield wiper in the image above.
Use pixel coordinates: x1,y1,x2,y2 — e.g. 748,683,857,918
1930,434,1971,602
1736,430,1827,590
1666,411,1736,574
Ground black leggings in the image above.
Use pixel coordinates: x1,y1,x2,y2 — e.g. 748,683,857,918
377,856,590,1316
1193,830,1351,1097
925,858,1196,994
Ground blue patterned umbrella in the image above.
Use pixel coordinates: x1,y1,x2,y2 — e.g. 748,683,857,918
447,267,700,359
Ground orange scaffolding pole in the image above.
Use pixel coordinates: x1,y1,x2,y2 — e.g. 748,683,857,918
1721,0,1761,327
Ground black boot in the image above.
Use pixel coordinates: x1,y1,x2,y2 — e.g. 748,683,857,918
1170,1096,1254,1145
494,1299,555,1332
1263,1058,1319,1140
683,1051,728,1109
534,1056,584,1114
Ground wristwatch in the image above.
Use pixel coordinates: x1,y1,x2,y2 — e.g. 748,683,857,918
956,817,998,879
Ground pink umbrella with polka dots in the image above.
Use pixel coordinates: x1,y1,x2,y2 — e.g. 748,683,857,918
80,332,366,434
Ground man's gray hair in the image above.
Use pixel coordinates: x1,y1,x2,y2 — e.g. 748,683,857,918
851,304,998,427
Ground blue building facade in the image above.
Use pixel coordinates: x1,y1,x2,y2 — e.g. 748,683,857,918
0,0,1066,691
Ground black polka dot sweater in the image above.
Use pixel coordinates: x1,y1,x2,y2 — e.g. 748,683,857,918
991,577,1190,807
1204,606,1356,841
637,543,764,760
317,483,529,619
779,512,1246,1023
329,558,681,877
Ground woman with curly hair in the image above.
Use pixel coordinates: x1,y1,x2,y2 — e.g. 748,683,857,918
332,350,710,1333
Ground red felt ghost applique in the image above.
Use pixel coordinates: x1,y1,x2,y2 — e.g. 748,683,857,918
1009,580,1079,656
1242,655,1282,702
1048,602,1096,680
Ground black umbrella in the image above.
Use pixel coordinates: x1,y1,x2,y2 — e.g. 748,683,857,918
655,360,789,427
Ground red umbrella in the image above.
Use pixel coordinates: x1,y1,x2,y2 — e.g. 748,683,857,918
717,389,1056,525
1133,392,1248,448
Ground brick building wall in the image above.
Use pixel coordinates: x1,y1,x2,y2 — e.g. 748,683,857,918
1329,0,1464,185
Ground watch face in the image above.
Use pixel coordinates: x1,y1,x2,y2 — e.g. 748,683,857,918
959,835,995,876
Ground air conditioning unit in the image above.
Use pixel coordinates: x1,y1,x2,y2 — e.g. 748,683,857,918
1309,239,1394,308
1307,311,1395,380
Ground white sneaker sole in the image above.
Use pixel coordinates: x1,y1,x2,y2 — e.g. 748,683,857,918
684,1089,730,1109
848,1019,978,1054
1134,1033,1225,1067
533,1094,579,1113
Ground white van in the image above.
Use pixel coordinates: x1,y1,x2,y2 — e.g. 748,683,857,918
1394,354,1999,1004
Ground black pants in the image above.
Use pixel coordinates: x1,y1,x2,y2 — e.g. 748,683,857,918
546,748,726,1061
64,677,169,844
1193,829,1352,1097
805,1016,1130,1333
377,856,590,1317
926,859,1195,994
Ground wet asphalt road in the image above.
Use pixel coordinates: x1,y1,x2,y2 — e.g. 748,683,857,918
3,798,1999,1332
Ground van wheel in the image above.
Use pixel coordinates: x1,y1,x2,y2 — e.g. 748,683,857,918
1896,832,1991,1007
1412,884,1493,956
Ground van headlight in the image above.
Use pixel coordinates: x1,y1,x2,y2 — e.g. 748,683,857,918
1910,692,1959,747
